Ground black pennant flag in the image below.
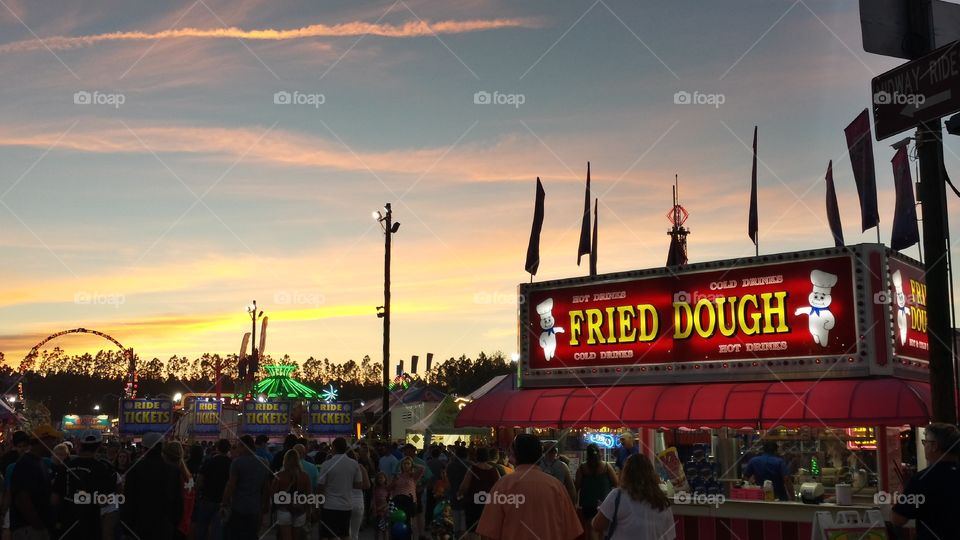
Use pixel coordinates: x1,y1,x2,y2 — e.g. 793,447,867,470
843,109,880,232
890,146,920,251
525,178,546,275
577,162,591,265
590,198,598,276
825,160,844,247
748,126,758,249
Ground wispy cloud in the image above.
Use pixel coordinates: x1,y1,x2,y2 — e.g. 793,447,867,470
0,17,538,53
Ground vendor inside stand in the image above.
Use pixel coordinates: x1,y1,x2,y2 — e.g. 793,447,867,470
742,441,793,501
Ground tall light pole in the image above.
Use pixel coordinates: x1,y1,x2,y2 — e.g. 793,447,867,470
247,300,264,397
374,204,400,440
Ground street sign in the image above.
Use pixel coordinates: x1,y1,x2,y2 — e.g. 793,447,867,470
860,0,960,60
871,40,960,140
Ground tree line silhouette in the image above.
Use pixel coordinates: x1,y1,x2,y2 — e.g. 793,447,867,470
0,350,515,419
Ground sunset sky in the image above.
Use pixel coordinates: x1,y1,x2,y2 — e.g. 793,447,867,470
1,0,958,371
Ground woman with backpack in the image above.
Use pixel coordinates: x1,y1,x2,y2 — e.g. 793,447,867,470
456,447,500,540
592,454,675,540
575,444,618,540
272,449,310,540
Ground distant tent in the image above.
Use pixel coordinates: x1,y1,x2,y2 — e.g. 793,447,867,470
252,364,321,400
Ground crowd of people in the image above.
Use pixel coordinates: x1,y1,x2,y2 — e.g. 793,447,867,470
2,423,955,540
0,427,680,540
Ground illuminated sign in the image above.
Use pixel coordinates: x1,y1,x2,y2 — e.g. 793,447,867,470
119,399,172,434
320,384,339,403
887,257,928,362
62,415,111,432
521,253,859,385
306,401,353,435
583,432,621,449
191,401,222,435
240,400,290,435
846,427,878,450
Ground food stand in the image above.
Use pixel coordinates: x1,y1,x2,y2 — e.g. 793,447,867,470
456,244,933,539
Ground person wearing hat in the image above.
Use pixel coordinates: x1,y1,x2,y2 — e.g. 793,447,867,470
52,430,117,539
121,432,183,540
10,424,62,539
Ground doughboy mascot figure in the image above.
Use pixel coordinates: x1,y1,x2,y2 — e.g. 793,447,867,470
536,298,564,361
891,270,909,345
794,269,838,347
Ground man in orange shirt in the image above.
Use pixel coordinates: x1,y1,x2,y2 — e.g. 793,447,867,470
477,434,583,540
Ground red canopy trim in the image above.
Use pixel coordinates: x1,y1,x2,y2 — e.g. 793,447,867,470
454,378,930,429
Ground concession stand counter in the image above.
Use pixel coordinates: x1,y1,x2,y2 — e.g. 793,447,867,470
456,244,935,540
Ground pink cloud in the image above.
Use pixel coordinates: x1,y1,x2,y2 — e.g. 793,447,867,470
0,17,538,53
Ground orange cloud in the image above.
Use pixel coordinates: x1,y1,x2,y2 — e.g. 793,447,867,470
0,18,538,53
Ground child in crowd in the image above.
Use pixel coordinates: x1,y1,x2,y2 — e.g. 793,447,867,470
373,471,390,540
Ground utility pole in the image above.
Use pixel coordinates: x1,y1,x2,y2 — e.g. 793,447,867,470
911,0,958,423
246,300,263,399
376,204,401,439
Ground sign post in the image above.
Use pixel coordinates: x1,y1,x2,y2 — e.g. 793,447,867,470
864,0,957,423
870,40,960,140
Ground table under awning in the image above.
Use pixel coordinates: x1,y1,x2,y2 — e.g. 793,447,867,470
454,378,931,429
